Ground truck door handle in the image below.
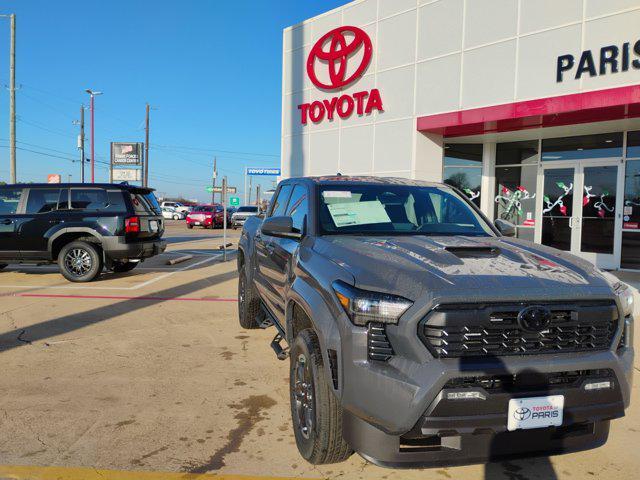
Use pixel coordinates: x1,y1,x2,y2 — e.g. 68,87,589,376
1,219,13,225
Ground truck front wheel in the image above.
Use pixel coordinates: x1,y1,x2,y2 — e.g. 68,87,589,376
289,329,353,465
238,269,261,329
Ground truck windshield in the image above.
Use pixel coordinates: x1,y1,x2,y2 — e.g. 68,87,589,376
319,184,495,236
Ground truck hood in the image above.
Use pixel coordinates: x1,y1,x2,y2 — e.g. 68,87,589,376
312,235,614,302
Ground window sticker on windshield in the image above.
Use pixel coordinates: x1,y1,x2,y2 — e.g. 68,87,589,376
327,200,391,227
323,191,352,199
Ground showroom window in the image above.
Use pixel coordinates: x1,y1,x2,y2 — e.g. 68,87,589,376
443,144,482,208
541,133,623,161
622,131,640,269
494,141,538,242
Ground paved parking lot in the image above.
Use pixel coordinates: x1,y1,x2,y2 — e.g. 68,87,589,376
0,221,638,480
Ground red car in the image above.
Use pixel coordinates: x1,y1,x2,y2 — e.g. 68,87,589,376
186,204,229,229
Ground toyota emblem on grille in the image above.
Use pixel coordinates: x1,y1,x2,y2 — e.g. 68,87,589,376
517,306,552,332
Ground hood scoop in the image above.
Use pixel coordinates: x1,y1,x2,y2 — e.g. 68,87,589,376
444,245,501,259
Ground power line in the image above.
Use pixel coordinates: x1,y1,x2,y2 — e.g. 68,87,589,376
17,117,76,138
152,143,279,158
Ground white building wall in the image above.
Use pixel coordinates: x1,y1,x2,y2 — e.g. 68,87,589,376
281,0,640,181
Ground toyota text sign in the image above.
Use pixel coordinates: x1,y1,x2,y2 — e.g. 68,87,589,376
298,26,383,125
247,168,281,176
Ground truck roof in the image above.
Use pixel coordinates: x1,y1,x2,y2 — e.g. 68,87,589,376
285,176,445,188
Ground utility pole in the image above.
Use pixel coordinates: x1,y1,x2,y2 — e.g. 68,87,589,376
144,103,150,187
9,14,16,183
74,105,86,183
256,184,261,207
248,176,253,206
211,157,217,204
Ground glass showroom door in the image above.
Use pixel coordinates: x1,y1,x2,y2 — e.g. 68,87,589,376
537,162,622,269
576,162,622,269
539,166,579,253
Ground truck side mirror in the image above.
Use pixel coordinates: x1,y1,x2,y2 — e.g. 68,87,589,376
261,216,301,240
494,219,517,237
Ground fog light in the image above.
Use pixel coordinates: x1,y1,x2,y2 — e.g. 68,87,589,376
446,391,486,400
584,381,612,391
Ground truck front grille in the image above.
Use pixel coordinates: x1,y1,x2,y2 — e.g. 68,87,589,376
419,301,618,359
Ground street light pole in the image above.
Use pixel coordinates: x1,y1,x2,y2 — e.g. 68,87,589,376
85,89,102,183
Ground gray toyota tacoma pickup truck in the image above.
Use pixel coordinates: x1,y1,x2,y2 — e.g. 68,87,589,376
237,176,634,468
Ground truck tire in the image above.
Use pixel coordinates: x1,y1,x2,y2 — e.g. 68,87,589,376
58,241,103,283
112,261,139,273
290,329,353,465
0,264,7,270
238,269,261,329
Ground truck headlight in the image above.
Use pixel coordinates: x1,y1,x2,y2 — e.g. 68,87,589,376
332,280,413,326
615,282,634,317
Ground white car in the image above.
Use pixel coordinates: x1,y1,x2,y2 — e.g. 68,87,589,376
160,201,190,214
231,206,260,229
161,207,186,220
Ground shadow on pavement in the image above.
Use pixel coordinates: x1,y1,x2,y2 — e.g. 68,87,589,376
0,269,238,352
457,357,559,480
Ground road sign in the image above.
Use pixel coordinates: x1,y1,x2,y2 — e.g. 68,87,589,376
230,196,240,206
246,168,281,176
207,186,237,194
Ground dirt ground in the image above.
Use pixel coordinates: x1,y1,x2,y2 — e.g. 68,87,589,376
0,221,638,480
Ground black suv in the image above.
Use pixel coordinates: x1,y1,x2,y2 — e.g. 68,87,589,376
0,183,166,282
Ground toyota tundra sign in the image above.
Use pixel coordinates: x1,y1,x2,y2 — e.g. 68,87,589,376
298,26,383,125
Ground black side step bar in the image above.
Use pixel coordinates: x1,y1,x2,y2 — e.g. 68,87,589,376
260,303,289,360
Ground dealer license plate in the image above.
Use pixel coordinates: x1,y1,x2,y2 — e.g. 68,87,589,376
194,221,201,226
507,395,564,431
149,220,159,232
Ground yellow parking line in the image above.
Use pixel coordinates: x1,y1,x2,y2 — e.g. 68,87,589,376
0,465,317,480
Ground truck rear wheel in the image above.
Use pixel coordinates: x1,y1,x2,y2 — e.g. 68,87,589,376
0,264,7,270
58,241,103,283
238,269,261,329
290,329,353,465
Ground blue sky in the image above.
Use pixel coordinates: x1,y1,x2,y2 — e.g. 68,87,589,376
0,0,348,202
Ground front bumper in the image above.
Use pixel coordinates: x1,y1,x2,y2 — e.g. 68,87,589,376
344,411,612,468
102,237,166,260
341,361,628,467
337,306,633,467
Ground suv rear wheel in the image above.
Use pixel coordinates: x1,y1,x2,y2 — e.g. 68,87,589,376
0,264,7,271
290,329,353,465
59,241,103,282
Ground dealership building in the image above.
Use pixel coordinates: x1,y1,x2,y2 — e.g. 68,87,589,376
281,0,640,270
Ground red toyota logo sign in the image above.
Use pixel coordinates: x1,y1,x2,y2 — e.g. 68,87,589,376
306,26,372,90
298,25,383,125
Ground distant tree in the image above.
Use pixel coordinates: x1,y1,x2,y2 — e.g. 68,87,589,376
444,172,470,191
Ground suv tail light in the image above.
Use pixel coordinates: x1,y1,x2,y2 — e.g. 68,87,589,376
125,216,140,234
